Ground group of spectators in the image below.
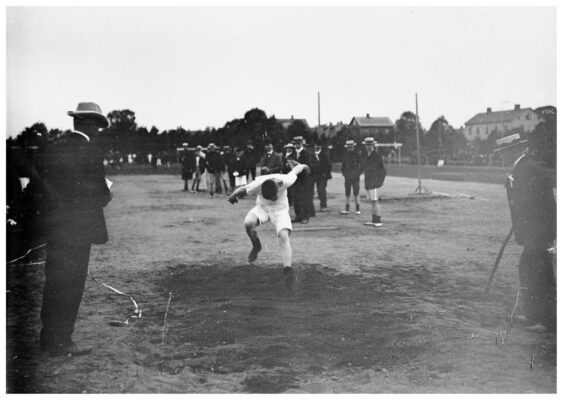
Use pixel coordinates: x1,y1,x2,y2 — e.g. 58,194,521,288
179,136,334,224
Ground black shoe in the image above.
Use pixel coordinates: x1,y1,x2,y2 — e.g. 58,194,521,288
283,266,295,287
300,219,309,224
291,218,301,223
248,242,262,262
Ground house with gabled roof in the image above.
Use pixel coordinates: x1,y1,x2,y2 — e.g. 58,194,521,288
349,113,394,139
463,104,541,141
276,116,310,130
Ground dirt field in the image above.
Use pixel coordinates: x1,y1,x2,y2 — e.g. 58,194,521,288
6,172,557,393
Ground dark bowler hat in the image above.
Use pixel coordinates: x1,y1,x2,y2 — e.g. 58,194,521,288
493,133,528,153
68,102,110,128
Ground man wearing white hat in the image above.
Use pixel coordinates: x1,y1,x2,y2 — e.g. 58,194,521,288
495,133,556,332
361,137,386,227
35,102,112,356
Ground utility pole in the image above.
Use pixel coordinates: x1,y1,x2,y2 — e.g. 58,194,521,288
317,92,321,140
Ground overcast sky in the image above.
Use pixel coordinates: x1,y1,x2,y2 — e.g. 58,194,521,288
5,6,557,136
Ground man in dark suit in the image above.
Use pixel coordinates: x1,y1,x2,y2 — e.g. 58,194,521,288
361,137,385,227
312,141,332,212
179,142,195,192
496,134,556,332
292,136,312,224
259,140,283,175
34,102,112,356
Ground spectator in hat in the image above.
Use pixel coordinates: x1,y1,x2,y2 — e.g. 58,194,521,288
220,145,233,194
204,143,224,197
340,140,362,215
496,133,556,332
260,139,283,176
32,102,112,357
179,142,195,192
361,137,386,227
311,141,332,212
191,145,206,192
292,136,313,223
282,143,297,207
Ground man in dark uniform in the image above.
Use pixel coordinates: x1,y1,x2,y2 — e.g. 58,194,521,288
179,142,195,192
291,136,312,224
312,141,332,212
259,139,283,175
495,133,556,332
34,102,112,356
204,143,224,197
340,140,362,215
361,137,386,227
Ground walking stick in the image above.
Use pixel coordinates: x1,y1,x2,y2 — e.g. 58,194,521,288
485,227,514,294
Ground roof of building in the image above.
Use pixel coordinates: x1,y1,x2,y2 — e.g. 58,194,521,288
277,117,310,129
350,116,394,127
465,107,536,125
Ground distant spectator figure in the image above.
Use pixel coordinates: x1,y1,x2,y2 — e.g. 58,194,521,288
292,136,313,224
224,145,237,191
245,141,259,183
191,145,206,193
312,141,332,212
232,146,249,187
33,102,112,357
205,143,224,197
361,137,386,227
179,143,195,191
282,143,297,207
495,134,556,332
220,145,233,194
260,139,283,175
340,140,362,215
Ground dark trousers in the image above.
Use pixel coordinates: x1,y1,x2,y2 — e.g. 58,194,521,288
40,239,91,349
228,171,235,190
315,176,328,208
518,246,556,331
308,177,316,216
293,181,310,221
247,165,257,182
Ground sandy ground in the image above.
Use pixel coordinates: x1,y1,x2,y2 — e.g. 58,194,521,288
5,172,557,393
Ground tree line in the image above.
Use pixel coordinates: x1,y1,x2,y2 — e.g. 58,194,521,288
6,106,556,167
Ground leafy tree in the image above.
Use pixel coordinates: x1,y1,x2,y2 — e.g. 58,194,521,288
101,109,137,153
395,111,423,158
287,119,311,143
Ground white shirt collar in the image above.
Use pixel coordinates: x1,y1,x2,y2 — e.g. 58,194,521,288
72,130,90,142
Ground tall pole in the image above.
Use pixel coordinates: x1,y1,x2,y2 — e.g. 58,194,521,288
415,93,422,192
317,91,321,139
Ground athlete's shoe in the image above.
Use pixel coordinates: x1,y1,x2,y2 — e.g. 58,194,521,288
340,210,350,215
355,210,362,215
248,241,262,262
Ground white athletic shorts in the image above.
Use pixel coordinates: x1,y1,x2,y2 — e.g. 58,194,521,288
248,205,292,235
366,188,379,201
